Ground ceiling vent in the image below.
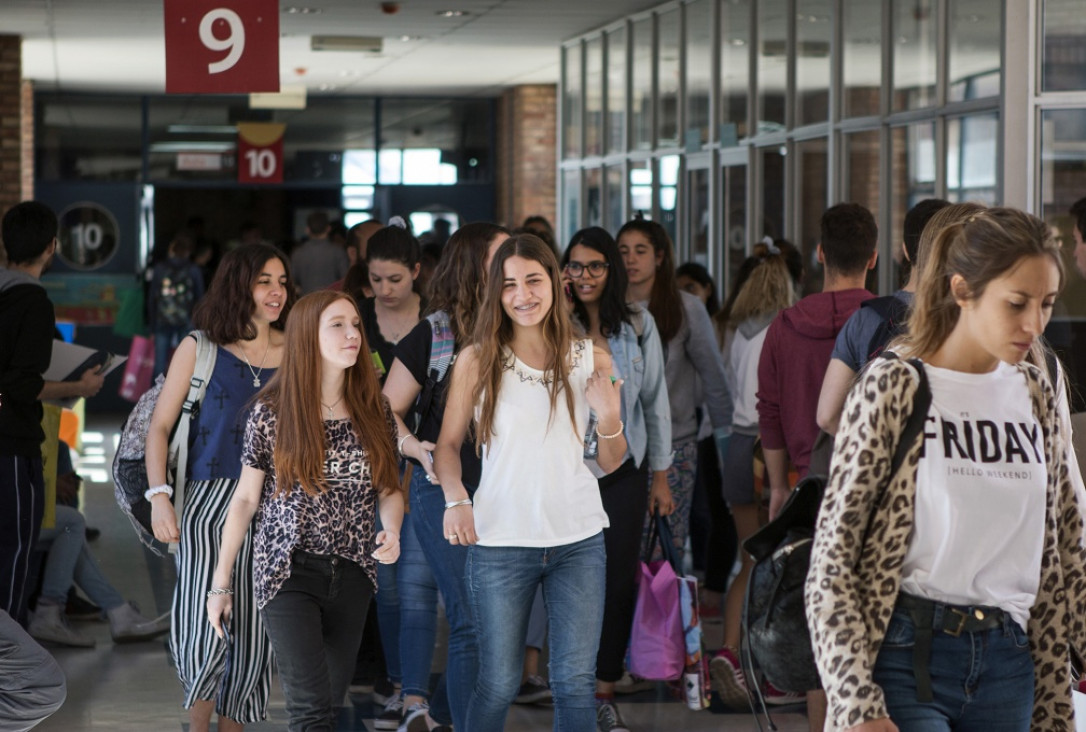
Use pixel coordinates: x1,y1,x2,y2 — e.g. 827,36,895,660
311,35,383,52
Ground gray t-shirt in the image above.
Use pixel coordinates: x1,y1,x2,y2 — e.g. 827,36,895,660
290,238,349,294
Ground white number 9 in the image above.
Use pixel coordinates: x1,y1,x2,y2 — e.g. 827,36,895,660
199,8,245,75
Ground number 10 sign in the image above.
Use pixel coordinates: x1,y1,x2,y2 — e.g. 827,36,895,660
238,123,285,184
164,0,279,94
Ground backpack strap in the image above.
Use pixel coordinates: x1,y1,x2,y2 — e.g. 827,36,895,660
168,331,218,548
426,311,456,383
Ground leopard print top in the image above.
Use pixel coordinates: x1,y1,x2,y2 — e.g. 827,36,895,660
806,357,1086,730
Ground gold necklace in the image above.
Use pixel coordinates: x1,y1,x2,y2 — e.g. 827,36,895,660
320,395,344,419
239,335,271,387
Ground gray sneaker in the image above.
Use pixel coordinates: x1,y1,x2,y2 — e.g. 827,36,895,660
514,674,552,704
107,601,170,643
29,602,96,648
596,701,631,732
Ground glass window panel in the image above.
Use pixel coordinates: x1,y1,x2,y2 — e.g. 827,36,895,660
795,0,831,126
757,0,787,131
343,150,376,184
687,168,711,266
948,0,1002,102
659,155,681,242
379,98,490,182
144,96,238,182
893,0,937,110
1039,108,1086,409
585,37,604,158
607,28,627,155
685,0,713,150
632,17,654,151
946,113,998,204
630,160,653,215
760,146,786,254
379,149,402,184
586,168,603,227
658,9,681,148
842,130,881,291
796,138,828,294
720,0,750,143
1042,0,1086,92
723,164,749,296
563,43,583,159
562,168,582,244
606,165,625,234
890,122,937,289
342,185,375,210
843,0,882,118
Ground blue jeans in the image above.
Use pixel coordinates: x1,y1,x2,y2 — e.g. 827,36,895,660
261,552,374,732
373,513,402,686
153,324,189,379
465,532,606,732
872,602,1034,731
410,469,477,730
36,505,124,610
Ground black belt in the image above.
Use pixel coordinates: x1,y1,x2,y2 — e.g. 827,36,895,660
894,593,1008,703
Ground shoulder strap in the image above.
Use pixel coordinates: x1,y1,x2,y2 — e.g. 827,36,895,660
892,358,931,476
168,331,218,547
426,311,456,382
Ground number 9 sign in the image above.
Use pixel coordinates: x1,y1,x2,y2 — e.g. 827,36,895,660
164,0,279,94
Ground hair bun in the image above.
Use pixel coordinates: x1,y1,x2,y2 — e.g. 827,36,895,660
388,216,407,230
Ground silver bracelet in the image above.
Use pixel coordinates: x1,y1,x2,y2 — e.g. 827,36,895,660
397,434,414,456
206,587,234,597
444,498,473,510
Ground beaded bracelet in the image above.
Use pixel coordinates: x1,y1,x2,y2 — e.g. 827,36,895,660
206,587,234,597
596,420,624,439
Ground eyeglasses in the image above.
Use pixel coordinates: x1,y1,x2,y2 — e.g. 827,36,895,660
565,261,610,278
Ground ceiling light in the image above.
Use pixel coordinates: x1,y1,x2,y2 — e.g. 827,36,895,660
150,142,236,153
311,35,383,52
435,10,468,17
166,124,238,134
399,35,425,42
286,7,323,14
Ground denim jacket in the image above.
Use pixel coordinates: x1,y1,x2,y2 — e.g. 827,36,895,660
606,307,672,473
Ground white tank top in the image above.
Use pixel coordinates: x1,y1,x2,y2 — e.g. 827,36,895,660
473,339,610,547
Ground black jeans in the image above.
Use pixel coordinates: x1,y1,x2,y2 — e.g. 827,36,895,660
261,551,374,732
596,459,649,682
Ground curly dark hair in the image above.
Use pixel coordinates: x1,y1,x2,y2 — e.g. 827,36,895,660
192,243,295,344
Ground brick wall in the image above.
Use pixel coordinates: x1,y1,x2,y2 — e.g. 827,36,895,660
496,84,557,230
0,35,26,223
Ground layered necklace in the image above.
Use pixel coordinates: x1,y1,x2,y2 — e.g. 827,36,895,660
239,335,271,387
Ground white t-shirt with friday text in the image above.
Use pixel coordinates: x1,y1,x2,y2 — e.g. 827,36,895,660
900,361,1046,631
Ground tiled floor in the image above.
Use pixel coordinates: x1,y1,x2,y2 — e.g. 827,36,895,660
34,416,811,731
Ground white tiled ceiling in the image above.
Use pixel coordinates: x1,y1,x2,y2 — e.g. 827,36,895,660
5,0,658,95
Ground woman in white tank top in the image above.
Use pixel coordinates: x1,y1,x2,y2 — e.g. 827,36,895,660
806,207,1086,732
434,233,627,732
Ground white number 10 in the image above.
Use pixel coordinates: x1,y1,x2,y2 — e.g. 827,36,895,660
199,8,245,75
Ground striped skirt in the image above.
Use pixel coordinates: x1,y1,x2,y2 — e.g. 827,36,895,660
170,478,272,723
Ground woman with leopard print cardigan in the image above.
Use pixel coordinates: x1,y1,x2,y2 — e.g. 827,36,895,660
806,208,1086,732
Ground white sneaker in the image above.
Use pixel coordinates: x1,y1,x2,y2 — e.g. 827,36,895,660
107,601,170,643
29,602,96,648
613,671,654,695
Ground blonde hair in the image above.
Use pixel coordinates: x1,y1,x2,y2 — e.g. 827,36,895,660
897,206,1064,359
726,255,795,329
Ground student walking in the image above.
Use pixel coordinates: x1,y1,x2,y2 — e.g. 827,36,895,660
207,290,403,732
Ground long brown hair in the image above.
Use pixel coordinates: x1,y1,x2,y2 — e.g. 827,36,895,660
471,234,577,449
427,222,510,346
192,243,295,344
261,291,399,498
899,206,1064,360
616,218,684,343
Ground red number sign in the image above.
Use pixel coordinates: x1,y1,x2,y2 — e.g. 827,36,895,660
237,123,285,184
164,0,280,94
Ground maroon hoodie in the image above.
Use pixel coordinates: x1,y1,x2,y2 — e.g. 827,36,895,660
756,288,872,479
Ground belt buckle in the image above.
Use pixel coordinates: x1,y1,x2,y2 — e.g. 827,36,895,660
945,607,969,637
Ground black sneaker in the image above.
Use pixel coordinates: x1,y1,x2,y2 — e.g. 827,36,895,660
596,701,631,732
374,695,403,730
373,677,398,706
514,674,552,704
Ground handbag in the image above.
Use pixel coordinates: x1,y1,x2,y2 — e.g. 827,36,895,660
118,335,155,402
112,331,217,551
628,512,687,681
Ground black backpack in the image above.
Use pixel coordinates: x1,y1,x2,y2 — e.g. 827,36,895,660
861,294,911,363
741,357,931,702
156,261,197,327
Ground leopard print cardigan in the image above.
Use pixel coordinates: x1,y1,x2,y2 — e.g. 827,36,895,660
805,357,1086,730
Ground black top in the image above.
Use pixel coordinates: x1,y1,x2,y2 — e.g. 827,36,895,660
0,278,55,455
358,296,423,386
394,317,482,489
